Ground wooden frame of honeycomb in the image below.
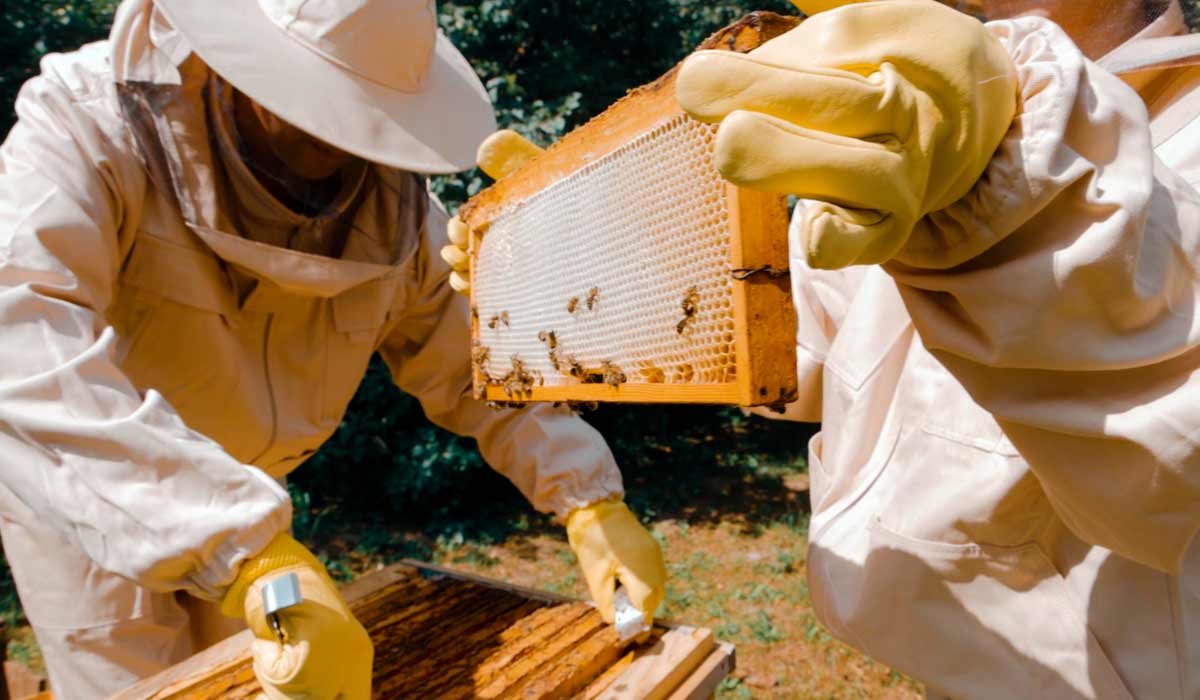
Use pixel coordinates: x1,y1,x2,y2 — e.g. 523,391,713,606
460,13,800,408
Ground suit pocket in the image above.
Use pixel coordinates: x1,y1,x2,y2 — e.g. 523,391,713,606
322,275,400,422
110,233,238,407
119,233,235,316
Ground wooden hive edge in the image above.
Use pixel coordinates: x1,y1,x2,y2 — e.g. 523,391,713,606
483,382,741,405
457,11,801,229
107,563,425,700
665,643,736,700
465,11,801,407
595,627,716,700
107,551,736,700
727,186,799,407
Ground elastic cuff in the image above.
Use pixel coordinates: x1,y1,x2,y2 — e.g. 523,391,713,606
554,484,625,522
566,496,628,531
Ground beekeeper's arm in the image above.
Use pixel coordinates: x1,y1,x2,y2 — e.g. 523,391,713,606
381,194,665,623
678,0,1200,574
4,65,376,697
0,64,294,597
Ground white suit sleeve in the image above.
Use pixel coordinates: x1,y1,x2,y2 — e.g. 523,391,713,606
887,17,1200,574
0,67,291,598
379,196,624,517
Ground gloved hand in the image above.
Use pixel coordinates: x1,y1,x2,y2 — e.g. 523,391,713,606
442,129,546,294
676,0,1017,269
567,499,667,626
222,533,373,700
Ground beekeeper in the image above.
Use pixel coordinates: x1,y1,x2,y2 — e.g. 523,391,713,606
0,0,667,697
675,0,1200,697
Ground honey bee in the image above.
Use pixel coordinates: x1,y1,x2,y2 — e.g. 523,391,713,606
502,355,535,398
487,311,511,330
601,360,626,389
564,355,585,379
470,342,490,375
537,330,558,350
567,297,580,313
470,306,479,324
586,287,600,311
677,286,700,335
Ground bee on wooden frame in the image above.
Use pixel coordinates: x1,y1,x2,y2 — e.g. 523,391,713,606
600,360,626,389
564,355,585,380
470,342,491,376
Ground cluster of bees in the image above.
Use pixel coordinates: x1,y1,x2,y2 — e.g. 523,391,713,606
540,328,626,388
474,284,701,402
500,355,543,399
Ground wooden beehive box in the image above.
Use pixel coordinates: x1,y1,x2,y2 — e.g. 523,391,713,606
461,12,800,408
108,561,734,700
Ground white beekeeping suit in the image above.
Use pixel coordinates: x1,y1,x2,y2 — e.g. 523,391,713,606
718,0,1200,697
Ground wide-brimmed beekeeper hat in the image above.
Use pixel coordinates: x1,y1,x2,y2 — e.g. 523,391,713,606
155,0,496,174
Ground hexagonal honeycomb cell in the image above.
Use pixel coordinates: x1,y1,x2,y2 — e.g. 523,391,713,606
472,115,737,389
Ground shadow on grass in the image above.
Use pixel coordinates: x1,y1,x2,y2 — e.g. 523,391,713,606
292,397,818,578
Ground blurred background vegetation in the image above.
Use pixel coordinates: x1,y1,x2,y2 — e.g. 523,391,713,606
4,0,1200,695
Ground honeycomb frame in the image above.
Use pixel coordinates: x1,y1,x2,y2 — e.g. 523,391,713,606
460,12,800,407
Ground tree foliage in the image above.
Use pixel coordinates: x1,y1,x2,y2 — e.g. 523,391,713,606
1,1,118,129
430,0,794,205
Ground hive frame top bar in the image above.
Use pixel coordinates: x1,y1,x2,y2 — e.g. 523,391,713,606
109,559,735,699
462,12,800,407
458,11,801,229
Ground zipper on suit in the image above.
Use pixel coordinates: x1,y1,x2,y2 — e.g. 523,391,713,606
250,314,278,465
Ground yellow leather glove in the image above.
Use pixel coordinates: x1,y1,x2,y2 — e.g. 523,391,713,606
442,130,546,294
566,499,667,626
222,533,373,700
676,0,1017,269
